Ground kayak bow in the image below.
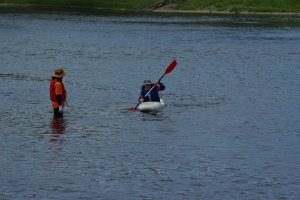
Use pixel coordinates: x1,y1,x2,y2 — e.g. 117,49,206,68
137,99,165,112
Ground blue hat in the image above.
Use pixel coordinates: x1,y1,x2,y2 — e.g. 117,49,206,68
143,80,152,85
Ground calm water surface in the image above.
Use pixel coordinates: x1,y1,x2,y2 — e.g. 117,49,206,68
0,7,299,199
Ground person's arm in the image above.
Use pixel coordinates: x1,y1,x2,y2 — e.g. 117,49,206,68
156,81,165,91
56,94,62,105
54,82,63,104
139,92,144,102
54,82,64,112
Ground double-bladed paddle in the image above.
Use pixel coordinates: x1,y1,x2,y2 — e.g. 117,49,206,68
129,60,177,111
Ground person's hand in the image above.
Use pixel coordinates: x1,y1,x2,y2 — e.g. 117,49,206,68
155,80,160,84
140,98,144,103
59,105,64,113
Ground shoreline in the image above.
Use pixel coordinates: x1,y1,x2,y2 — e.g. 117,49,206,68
1,3,299,16
152,2,300,15
153,9,300,16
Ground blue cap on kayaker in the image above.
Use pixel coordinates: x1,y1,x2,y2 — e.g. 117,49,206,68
143,80,151,85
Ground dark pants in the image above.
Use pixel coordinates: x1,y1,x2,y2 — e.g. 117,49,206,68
53,108,63,118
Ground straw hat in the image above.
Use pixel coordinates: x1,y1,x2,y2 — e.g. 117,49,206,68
52,68,67,78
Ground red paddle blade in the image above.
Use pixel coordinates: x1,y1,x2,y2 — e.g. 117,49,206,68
129,107,136,111
164,60,177,74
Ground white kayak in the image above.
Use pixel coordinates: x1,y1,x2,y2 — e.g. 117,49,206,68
138,99,165,112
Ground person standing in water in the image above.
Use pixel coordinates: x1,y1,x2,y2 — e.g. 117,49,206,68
50,68,67,118
139,79,165,103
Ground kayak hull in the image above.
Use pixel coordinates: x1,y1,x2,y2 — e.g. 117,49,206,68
138,99,165,112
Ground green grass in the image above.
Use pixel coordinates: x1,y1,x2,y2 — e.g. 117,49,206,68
0,0,160,9
175,0,300,13
0,0,299,13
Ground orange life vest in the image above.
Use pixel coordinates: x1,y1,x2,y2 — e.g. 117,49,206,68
50,80,67,101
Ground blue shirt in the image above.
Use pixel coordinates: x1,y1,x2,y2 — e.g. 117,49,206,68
139,82,165,102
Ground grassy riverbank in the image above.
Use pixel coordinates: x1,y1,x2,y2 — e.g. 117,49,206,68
0,0,139,9
0,0,299,14
175,0,300,13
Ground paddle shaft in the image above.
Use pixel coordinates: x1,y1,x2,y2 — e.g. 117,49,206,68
143,73,166,99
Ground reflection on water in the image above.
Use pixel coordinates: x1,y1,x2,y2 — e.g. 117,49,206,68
139,110,166,121
49,118,66,142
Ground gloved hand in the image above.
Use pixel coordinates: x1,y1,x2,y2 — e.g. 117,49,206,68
58,105,64,114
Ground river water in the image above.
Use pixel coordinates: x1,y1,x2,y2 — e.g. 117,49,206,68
0,6,299,199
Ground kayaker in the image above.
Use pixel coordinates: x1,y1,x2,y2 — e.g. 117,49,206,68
139,79,165,103
49,68,67,118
